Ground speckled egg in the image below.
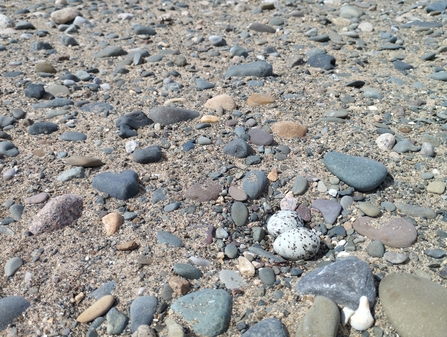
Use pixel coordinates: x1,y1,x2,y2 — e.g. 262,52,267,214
273,227,320,260
267,210,303,237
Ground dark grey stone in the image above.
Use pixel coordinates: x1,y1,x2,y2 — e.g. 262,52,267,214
248,246,286,263
79,102,113,113
152,188,167,204
426,1,447,13
231,201,248,227
424,249,446,258
173,263,203,280
367,240,385,257
225,61,273,78
292,176,308,195
242,318,287,337
61,35,78,46
224,243,238,258
429,71,447,81
0,116,15,128
258,268,275,285
106,308,128,335
0,296,30,331
223,139,253,158
164,202,181,212
31,41,53,50
25,83,45,99
296,257,376,309
132,146,162,164
134,25,156,35
116,111,151,138
248,23,276,33
60,132,87,141
196,78,215,90
323,151,387,192
242,170,267,199
15,21,35,30
28,122,59,135
307,54,336,70
4,256,23,277
89,281,116,299
148,106,199,126
172,289,232,337
157,230,182,247
393,60,413,72
91,170,139,200
129,296,157,332
0,142,18,157
9,204,24,220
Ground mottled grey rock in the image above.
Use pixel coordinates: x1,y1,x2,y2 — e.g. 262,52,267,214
60,132,87,141
95,46,127,58
307,54,336,70
311,199,341,225
32,98,73,109
242,170,267,199
106,308,128,335
130,296,157,332
292,176,308,195
366,240,385,257
324,151,387,192
0,296,30,331
28,122,58,135
116,111,151,138
0,141,19,157
379,273,447,337
397,203,436,219
295,296,340,337
225,62,273,78
132,146,162,164
219,270,246,290
57,167,85,182
91,170,139,200
296,257,376,309
242,318,287,337
61,34,78,46
258,267,275,285
89,281,116,299
172,289,232,337
173,263,203,280
149,106,199,126
157,230,182,247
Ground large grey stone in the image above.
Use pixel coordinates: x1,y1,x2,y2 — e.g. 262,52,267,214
91,170,139,200
324,151,387,192
242,318,288,337
148,106,199,126
242,170,267,199
225,62,273,78
0,296,30,331
379,273,447,337
130,296,157,332
296,257,376,310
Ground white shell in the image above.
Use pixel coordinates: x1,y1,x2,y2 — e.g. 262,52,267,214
349,296,374,331
341,307,355,326
267,210,303,237
273,227,320,260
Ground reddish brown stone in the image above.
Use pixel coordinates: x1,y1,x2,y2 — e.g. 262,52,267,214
297,203,311,222
117,241,139,251
271,121,307,138
184,180,222,202
169,276,190,295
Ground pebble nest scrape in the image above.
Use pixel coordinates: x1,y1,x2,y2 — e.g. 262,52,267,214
0,0,447,336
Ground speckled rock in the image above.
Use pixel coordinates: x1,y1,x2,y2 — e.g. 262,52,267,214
273,227,320,260
242,318,288,337
29,194,83,235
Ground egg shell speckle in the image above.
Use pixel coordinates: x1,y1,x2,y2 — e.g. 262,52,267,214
273,227,320,260
267,210,303,237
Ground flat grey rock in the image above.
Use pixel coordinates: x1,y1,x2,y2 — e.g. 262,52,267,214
4,256,23,277
242,318,287,337
225,61,273,78
173,263,203,280
148,106,199,126
242,170,267,199
32,98,73,109
324,151,387,192
129,296,157,332
157,230,182,247
60,132,87,141
0,296,30,331
397,203,436,219
28,122,59,135
296,257,376,309
106,307,128,335
223,138,253,158
172,289,232,337
132,146,162,164
95,46,127,58
379,273,447,337
219,270,246,290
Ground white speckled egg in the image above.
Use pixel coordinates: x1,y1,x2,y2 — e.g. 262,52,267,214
267,210,303,237
273,227,320,260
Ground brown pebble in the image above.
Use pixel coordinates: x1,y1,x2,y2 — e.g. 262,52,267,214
271,121,307,138
204,94,237,111
267,168,278,182
246,94,275,106
66,156,104,167
117,241,139,251
169,276,190,295
76,295,115,323
33,149,45,157
24,192,49,204
296,203,311,222
229,186,248,201
201,115,220,123
184,180,222,202
399,126,412,133
137,256,152,265
35,61,57,74
102,212,124,236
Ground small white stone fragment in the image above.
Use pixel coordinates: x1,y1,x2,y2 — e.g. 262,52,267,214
376,133,395,151
349,296,374,331
125,140,140,153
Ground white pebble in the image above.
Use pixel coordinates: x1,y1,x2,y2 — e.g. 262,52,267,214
375,133,395,151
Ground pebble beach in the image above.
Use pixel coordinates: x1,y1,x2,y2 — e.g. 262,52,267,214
1,0,447,336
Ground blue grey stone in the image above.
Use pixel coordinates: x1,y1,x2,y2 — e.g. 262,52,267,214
230,45,249,57
397,203,436,219
149,106,199,126
0,142,19,157
31,41,53,50
242,318,287,337
106,308,128,335
157,230,182,247
129,296,157,332
173,263,203,279
60,132,87,141
223,138,253,158
172,289,232,337
429,71,447,81
292,176,308,195
381,201,396,212
367,240,385,257
15,21,35,30
424,249,446,258
9,204,24,220
28,122,59,135
248,23,276,33
362,87,383,99
152,188,166,204
95,46,127,58
323,151,387,192
224,243,238,258
393,140,420,153
258,267,275,285
225,61,273,78
25,83,45,99
32,98,73,109
0,296,30,331
89,281,116,300
219,270,246,289
393,60,413,72
92,170,139,200
164,202,181,212
134,25,156,36
242,170,267,199
426,1,447,13
57,167,85,181
132,146,162,164
61,35,78,46
248,245,286,263
0,116,15,128
296,257,376,309
4,256,23,277
231,201,248,226
196,78,215,90
307,54,336,70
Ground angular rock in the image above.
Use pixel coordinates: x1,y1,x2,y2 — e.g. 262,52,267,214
324,151,387,191
116,111,151,138
91,170,139,200
149,106,199,126
311,199,341,225
307,54,336,70
172,289,232,337
29,194,83,235
184,180,222,202
296,257,376,310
